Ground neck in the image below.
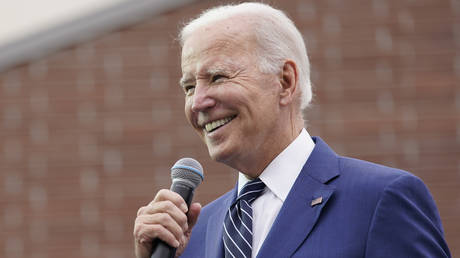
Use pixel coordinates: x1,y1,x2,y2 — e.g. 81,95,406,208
236,121,304,178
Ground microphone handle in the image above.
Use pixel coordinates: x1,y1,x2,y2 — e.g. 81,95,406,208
150,182,195,258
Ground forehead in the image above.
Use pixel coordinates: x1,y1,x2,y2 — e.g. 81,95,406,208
181,18,256,68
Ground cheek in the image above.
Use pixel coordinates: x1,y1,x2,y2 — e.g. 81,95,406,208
184,100,193,122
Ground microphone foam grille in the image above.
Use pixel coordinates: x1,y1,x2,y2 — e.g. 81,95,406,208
171,158,204,189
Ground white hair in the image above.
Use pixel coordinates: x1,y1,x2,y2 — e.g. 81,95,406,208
179,2,312,111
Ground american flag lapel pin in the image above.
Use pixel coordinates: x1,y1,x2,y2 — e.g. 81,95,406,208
311,196,323,207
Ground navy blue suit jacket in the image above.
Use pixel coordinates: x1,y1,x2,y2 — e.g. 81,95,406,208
182,137,450,257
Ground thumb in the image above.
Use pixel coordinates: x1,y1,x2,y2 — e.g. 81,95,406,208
175,203,201,258
187,202,202,232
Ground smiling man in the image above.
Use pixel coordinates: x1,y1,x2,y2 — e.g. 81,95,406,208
134,3,450,258
180,17,302,179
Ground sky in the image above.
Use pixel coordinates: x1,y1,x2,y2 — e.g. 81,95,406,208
0,0,125,46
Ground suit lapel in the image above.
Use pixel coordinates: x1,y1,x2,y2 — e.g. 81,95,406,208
205,186,237,258
256,137,340,257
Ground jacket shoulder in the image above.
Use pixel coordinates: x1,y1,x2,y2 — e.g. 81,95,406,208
337,156,416,191
335,157,450,257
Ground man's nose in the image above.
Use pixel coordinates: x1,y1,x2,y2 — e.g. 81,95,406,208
191,85,216,113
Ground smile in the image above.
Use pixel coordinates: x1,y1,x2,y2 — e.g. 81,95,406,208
204,115,236,133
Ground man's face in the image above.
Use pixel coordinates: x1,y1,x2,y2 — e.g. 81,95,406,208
180,21,283,174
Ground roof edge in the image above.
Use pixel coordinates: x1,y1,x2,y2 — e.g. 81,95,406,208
0,0,196,73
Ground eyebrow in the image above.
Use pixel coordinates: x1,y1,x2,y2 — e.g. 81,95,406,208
206,66,229,75
179,60,238,87
179,68,225,87
179,76,195,88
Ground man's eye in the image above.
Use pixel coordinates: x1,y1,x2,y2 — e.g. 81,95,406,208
184,85,195,95
211,74,226,83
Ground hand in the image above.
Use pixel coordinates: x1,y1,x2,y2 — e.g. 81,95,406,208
133,189,202,258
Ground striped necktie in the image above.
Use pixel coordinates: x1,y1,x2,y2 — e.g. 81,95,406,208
223,178,266,258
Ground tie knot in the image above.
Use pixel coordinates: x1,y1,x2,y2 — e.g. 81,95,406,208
237,178,266,204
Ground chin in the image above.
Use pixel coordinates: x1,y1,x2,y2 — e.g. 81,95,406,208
207,148,224,162
207,145,233,165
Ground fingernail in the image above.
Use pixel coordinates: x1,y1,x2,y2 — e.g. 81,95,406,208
181,203,188,212
174,240,180,248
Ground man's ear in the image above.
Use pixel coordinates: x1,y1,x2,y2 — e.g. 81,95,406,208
279,60,298,106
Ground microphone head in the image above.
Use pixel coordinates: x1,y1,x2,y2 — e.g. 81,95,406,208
171,158,204,189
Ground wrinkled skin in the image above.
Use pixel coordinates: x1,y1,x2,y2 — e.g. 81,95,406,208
133,15,302,257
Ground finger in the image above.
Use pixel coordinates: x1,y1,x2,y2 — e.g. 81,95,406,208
139,200,188,231
137,213,185,241
187,202,202,231
152,189,188,213
134,223,180,248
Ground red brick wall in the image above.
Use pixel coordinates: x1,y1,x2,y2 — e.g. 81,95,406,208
0,0,458,257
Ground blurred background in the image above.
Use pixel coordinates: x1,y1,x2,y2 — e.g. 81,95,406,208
0,0,458,257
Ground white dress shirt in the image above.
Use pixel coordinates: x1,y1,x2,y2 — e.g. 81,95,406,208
237,128,315,258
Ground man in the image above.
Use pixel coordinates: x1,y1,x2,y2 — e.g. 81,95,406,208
134,3,451,257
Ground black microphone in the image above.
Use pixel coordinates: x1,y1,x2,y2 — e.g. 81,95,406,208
151,158,204,258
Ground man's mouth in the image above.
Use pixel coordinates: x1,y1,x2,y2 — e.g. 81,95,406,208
204,115,236,133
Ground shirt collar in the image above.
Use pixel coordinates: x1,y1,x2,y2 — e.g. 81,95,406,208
238,128,315,201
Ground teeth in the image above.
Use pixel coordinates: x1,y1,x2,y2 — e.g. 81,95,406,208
204,116,233,133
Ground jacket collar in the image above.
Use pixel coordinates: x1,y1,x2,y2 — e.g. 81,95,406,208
256,136,340,257
204,136,340,258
